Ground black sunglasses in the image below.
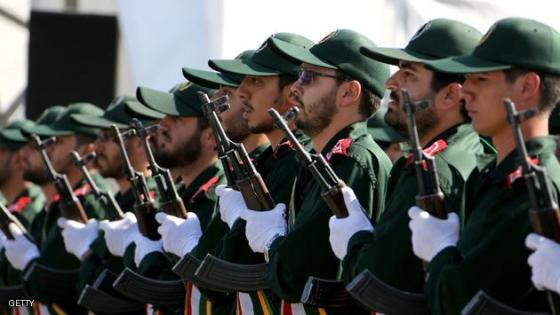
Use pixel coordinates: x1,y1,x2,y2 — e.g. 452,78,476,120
297,69,341,85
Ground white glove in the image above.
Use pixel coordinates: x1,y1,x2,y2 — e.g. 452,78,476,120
4,223,39,270
57,218,99,260
99,212,139,257
216,185,246,229
133,233,163,267
328,186,374,260
240,203,287,253
408,206,459,262
526,233,560,293
155,212,202,257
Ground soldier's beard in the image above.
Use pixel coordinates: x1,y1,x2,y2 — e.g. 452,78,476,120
23,166,49,185
95,154,124,179
295,88,338,137
385,90,439,139
154,129,202,169
225,112,251,143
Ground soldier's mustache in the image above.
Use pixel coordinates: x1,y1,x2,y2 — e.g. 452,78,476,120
292,95,305,108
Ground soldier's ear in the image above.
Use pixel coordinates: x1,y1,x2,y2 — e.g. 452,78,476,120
339,80,361,109
439,83,463,110
201,128,216,151
519,72,541,101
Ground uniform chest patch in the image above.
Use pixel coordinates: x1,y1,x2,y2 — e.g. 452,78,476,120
506,157,539,188
326,138,352,162
8,196,32,214
406,139,448,167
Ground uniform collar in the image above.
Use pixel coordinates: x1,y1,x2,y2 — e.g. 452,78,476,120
487,136,557,183
182,161,224,204
320,121,368,156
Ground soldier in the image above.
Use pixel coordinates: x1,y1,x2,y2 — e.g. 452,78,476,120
4,103,109,314
55,95,165,314
327,19,488,304
0,120,47,314
101,83,227,314
408,17,560,313
180,33,314,315
228,30,392,314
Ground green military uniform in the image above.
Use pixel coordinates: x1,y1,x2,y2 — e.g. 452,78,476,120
421,17,560,314
341,19,487,294
343,123,490,291
18,103,109,314
425,137,559,313
71,95,166,315
0,113,55,314
24,173,108,314
261,29,392,314
266,122,391,314
136,82,229,314
192,33,315,315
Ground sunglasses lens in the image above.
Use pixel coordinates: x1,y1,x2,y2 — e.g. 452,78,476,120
298,70,313,85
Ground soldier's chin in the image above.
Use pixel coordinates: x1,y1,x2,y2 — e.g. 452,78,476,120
23,170,49,185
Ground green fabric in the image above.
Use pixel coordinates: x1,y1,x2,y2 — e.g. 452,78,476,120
137,83,216,118
21,106,66,137
425,136,560,314
72,95,163,129
22,176,108,314
0,184,45,289
76,185,138,307
210,33,314,77
269,29,390,98
426,17,560,75
265,121,392,314
183,49,255,89
213,135,310,314
0,119,36,148
25,103,104,138
122,162,226,314
360,18,482,65
343,123,489,293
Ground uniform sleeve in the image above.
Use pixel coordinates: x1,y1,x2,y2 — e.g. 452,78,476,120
265,157,377,302
425,200,546,314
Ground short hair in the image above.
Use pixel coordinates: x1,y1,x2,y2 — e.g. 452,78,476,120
504,68,560,112
430,69,469,121
278,74,297,90
335,71,381,118
196,115,210,131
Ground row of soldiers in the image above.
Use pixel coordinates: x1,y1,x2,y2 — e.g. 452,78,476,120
0,16,560,315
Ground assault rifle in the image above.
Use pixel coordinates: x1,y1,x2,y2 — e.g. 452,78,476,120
0,203,28,239
33,135,88,223
71,151,124,221
346,90,440,313
463,99,560,315
179,92,274,292
269,107,352,308
131,119,187,219
111,125,159,240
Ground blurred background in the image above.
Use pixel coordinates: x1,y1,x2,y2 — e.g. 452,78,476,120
1,0,558,124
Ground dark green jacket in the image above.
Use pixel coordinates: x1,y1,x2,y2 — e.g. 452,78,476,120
76,185,138,314
0,184,45,290
266,121,392,314
343,123,490,293
23,173,108,315
121,162,225,314
426,136,560,314
214,136,309,315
